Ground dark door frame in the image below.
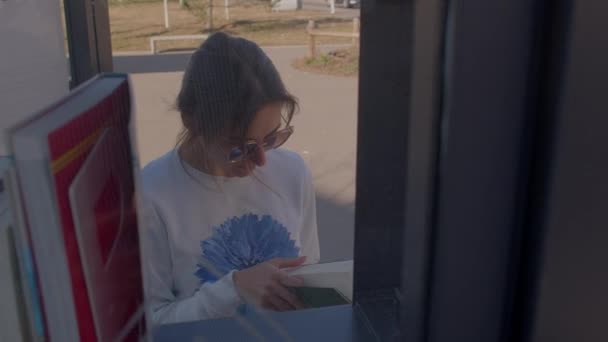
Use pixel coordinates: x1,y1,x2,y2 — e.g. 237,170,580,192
63,0,113,88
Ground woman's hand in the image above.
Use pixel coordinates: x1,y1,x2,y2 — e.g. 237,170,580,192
233,256,307,311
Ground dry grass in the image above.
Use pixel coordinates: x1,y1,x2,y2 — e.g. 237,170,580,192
293,46,359,77
110,0,357,52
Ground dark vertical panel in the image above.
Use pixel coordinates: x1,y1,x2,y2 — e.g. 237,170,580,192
528,1,608,341
354,0,414,294
507,0,571,340
93,0,114,73
63,0,113,88
400,0,446,340
427,1,541,341
64,0,98,87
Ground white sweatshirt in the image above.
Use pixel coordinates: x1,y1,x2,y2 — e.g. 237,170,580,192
140,148,320,325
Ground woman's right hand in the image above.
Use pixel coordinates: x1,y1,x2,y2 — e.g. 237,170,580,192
233,256,307,311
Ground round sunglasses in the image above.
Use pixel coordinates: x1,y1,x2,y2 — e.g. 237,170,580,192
226,126,294,163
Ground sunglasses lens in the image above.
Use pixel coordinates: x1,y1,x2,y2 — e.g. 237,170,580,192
245,143,258,155
264,135,278,149
227,128,292,163
228,147,244,162
228,143,258,163
271,129,292,148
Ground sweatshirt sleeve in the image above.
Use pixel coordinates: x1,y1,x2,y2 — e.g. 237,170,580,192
141,197,243,325
298,164,321,264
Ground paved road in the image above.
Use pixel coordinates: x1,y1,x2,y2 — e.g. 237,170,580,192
119,45,357,261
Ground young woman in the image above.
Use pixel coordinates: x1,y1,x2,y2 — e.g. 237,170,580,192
141,32,320,325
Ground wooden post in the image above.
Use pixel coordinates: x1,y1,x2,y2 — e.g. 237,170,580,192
329,0,335,14
224,0,230,20
207,0,214,30
307,20,316,58
352,17,360,46
163,0,169,29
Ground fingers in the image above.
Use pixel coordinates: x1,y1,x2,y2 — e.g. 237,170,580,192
276,271,304,287
237,258,311,313
271,281,306,310
268,256,307,269
262,294,292,312
260,283,305,311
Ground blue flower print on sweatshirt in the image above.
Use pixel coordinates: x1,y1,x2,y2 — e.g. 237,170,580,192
195,213,299,283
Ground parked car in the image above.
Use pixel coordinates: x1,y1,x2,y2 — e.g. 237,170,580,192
327,0,360,9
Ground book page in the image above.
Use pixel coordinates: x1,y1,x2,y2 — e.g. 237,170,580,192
288,260,353,300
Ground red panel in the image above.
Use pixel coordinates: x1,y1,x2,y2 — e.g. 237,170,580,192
46,82,139,342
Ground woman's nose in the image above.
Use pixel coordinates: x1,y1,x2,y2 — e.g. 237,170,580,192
252,146,266,167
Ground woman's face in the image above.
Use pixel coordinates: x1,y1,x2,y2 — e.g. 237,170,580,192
216,102,284,178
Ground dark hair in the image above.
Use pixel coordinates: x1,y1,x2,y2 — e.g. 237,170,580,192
176,32,298,149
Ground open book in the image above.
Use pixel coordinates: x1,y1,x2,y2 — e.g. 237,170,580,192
287,260,353,308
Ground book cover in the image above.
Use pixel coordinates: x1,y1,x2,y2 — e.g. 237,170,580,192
288,260,353,301
48,77,131,341
11,73,145,341
47,76,143,341
70,127,144,342
290,287,351,308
